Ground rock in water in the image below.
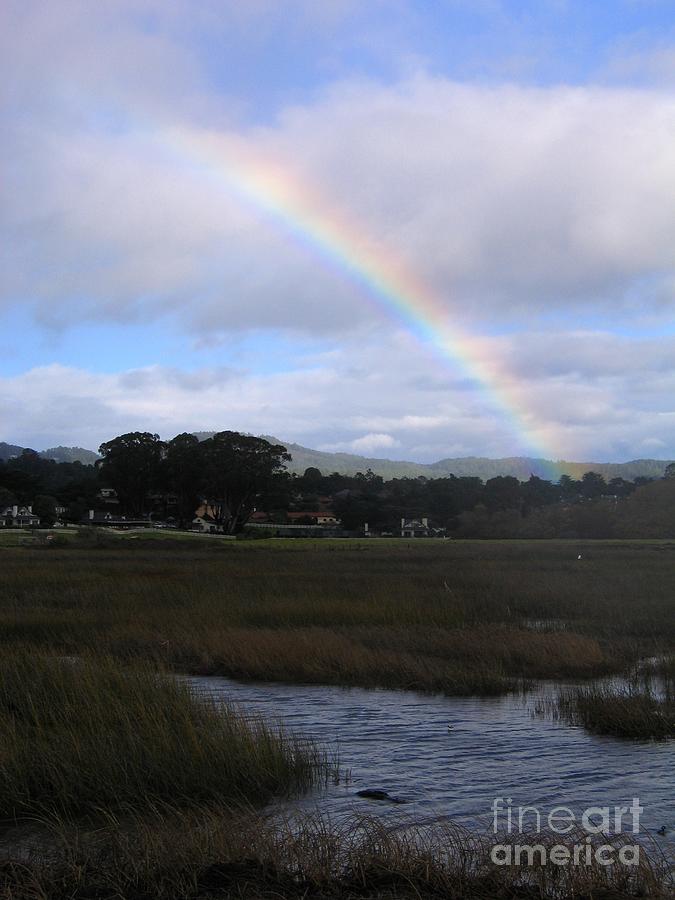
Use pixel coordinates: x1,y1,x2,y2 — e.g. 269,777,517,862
356,789,406,804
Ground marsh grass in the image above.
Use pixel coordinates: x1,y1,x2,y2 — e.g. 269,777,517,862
2,539,672,696
2,810,670,899
536,685,675,739
0,651,335,820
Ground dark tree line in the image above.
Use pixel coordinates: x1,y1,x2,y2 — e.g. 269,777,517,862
290,467,646,534
0,449,99,525
3,432,675,538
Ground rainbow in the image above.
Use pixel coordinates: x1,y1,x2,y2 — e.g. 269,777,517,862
164,126,563,481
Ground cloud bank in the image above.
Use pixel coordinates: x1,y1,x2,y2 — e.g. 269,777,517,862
3,1,675,461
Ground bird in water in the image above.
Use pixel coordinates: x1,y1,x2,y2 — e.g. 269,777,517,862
657,825,668,836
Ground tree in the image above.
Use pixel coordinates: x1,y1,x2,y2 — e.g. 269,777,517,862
521,475,560,512
164,433,204,527
32,494,58,526
608,477,634,498
0,486,16,509
301,466,323,486
200,432,291,534
580,471,607,500
97,432,165,517
484,476,522,512
558,474,580,501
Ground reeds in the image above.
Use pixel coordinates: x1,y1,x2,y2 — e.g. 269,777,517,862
537,685,675,739
2,809,670,899
2,539,669,695
0,651,335,820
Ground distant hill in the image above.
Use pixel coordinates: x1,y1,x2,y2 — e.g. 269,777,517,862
0,442,99,465
0,442,26,461
3,434,673,481
194,433,673,481
40,446,100,465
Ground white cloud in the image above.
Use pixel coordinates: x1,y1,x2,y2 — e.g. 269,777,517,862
4,3,675,462
4,326,675,462
322,433,402,455
4,19,675,336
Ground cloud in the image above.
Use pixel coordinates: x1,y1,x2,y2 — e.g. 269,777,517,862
4,3,675,463
4,6,675,339
321,433,402,454
4,325,675,462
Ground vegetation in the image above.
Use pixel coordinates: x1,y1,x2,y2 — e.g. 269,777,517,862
538,685,675,740
6,427,675,538
1,538,672,895
0,650,334,820
2,539,674,697
1,811,670,899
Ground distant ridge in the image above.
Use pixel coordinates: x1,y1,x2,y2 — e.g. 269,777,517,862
195,433,673,482
2,436,672,481
41,446,100,465
0,442,100,465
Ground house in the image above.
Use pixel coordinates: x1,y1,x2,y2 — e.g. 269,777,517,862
400,516,429,538
1,505,41,528
192,513,217,533
286,511,340,525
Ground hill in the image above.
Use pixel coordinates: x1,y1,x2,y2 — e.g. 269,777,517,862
0,442,100,465
3,435,673,481
0,442,26,461
195,433,673,481
40,446,100,465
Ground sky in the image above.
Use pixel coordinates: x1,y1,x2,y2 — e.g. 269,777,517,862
2,0,675,464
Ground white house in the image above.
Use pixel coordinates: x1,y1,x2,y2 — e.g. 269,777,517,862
400,516,429,538
1,505,41,528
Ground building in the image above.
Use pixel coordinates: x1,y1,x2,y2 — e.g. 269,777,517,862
1,505,41,528
192,513,218,533
286,511,340,525
400,516,429,537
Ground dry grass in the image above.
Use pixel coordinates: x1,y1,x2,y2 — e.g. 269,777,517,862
2,538,672,696
1,809,670,899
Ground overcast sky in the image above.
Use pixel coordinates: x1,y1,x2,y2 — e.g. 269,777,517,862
3,0,675,463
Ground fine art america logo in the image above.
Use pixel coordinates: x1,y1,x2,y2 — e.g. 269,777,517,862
490,798,643,867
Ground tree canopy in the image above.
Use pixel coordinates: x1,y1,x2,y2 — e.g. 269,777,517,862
200,432,291,534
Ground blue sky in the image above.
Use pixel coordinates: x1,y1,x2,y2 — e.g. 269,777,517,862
2,1,675,462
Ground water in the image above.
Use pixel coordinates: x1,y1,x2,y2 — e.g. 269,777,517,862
188,677,674,853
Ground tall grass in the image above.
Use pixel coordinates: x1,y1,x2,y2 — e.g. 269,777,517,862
2,539,671,695
536,685,675,739
2,810,670,899
0,651,335,820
